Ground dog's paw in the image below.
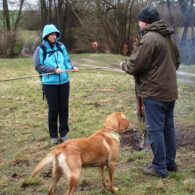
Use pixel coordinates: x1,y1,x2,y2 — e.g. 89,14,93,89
111,186,118,193
100,183,107,191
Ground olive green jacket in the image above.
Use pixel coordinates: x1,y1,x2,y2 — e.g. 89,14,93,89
121,20,180,101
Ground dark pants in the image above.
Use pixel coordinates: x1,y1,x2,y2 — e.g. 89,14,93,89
144,98,176,177
43,82,70,139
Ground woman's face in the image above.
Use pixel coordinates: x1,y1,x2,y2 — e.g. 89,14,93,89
47,33,57,43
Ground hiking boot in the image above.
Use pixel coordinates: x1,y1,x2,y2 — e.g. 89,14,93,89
167,166,178,172
143,165,168,178
50,138,59,145
60,135,68,143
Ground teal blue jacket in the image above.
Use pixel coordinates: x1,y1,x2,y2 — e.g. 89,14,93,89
33,24,72,85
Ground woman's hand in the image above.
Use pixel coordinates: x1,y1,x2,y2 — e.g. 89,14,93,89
55,68,64,74
72,65,78,72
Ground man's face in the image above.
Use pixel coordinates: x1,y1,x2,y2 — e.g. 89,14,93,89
138,21,148,31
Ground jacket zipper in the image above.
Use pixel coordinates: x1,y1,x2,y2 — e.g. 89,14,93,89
53,49,60,85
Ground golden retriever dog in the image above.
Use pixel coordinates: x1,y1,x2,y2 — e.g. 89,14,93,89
32,112,129,195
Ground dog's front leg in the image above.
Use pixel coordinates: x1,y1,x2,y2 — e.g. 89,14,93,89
108,161,118,193
99,166,106,190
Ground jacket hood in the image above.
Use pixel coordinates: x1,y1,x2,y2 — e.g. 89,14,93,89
144,20,174,36
42,24,61,40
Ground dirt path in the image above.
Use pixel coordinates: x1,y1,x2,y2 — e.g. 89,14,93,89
121,124,195,150
75,58,195,84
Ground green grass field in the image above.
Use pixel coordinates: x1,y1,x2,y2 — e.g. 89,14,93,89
0,54,195,195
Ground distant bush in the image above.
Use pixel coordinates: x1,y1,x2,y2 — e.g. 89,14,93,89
0,31,18,57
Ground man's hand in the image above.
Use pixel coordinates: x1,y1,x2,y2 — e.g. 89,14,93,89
120,62,124,69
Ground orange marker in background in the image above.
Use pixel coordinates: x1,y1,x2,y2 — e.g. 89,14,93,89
91,41,98,49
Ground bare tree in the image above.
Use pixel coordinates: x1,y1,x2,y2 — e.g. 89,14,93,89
3,0,11,31
181,0,194,43
1,0,25,56
166,0,177,33
34,0,144,54
90,0,138,54
40,0,48,26
13,0,25,30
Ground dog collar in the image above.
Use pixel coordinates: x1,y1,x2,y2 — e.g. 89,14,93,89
109,131,120,142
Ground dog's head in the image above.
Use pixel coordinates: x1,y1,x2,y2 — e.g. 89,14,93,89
103,112,130,134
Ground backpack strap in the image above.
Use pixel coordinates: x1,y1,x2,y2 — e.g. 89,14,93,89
40,42,63,63
40,44,47,62
56,42,63,54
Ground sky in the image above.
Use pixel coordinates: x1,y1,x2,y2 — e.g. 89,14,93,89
0,0,38,10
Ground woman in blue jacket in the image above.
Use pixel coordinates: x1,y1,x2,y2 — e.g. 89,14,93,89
33,24,78,144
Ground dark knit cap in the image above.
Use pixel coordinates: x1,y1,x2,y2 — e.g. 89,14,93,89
138,6,160,24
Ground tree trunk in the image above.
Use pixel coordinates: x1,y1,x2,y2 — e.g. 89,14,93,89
57,0,63,29
166,0,178,39
181,0,194,43
127,0,136,54
13,0,25,30
48,0,53,22
3,0,11,31
40,0,48,26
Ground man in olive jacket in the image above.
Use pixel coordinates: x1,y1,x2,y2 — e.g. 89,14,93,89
120,6,180,178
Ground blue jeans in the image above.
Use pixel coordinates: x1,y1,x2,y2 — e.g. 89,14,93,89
144,98,177,177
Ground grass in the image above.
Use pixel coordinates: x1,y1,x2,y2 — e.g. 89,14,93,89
179,64,195,73
0,54,195,195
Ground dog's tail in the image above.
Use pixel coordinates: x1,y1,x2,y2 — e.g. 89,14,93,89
32,153,55,177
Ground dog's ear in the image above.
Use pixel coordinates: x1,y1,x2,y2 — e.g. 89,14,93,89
104,116,118,130
117,112,129,133
104,112,121,130
104,112,130,132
